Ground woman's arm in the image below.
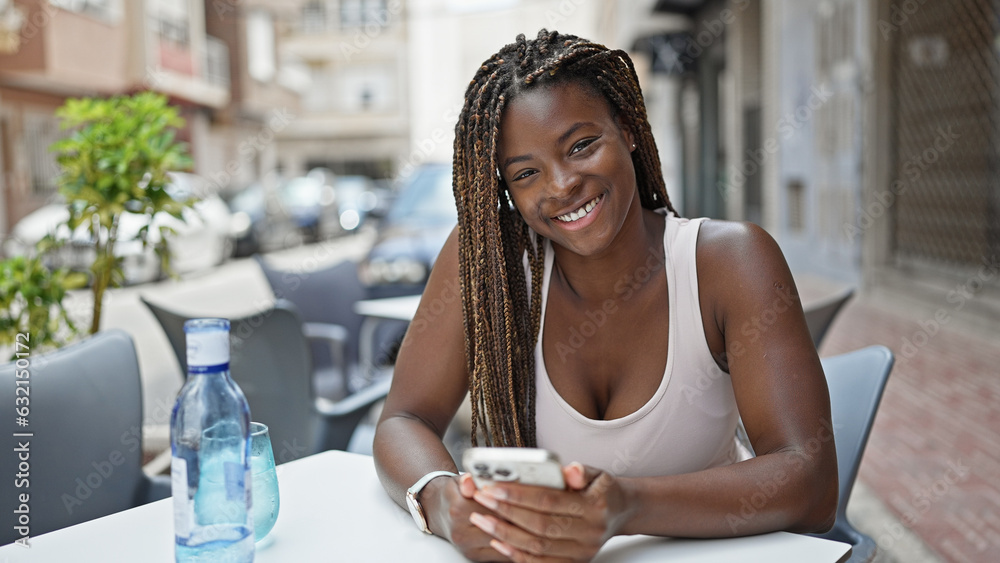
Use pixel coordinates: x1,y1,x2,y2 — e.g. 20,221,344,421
466,221,838,561
373,226,512,561
617,219,838,536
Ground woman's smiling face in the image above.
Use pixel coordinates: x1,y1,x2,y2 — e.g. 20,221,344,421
498,80,639,257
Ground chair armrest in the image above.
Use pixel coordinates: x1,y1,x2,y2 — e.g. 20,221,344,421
315,374,392,417
140,474,173,504
302,321,349,379
302,321,349,346
314,375,393,452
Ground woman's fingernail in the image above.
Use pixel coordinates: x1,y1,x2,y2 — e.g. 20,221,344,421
483,486,508,500
474,490,499,510
470,512,496,534
491,539,515,557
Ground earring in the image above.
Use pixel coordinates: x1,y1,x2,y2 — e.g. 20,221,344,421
631,143,636,150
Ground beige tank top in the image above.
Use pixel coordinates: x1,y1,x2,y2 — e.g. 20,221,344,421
534,210,751,478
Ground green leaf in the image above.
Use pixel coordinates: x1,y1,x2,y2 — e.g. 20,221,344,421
47,92,193,333
62,272,90,289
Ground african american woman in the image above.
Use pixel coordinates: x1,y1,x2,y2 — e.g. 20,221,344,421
372,29,838,563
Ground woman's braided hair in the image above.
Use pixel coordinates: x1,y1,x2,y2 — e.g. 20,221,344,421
452,29,676,447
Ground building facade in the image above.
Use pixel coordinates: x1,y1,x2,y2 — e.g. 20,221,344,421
274,0,409,180
202,0,302,195
0,0,232,235
644,0,999,330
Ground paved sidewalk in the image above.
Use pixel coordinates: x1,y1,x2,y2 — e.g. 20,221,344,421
800,277,1000,563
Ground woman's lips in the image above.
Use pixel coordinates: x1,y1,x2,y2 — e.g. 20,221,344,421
552,194,603,231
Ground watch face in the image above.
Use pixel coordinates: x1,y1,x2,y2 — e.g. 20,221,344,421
406,491,428,532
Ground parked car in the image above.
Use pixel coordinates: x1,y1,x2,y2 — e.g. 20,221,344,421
278,172,341,242
4,172,235,285
369,179,398,221
226,172,304,256
358,163,456,298
331,174,380,233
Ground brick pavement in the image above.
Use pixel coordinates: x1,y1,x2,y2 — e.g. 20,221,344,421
817,294,1000,563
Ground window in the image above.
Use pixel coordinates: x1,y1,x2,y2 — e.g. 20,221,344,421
50,0,121,23
247,10,276,82
303,65,396,114
339,65,396,113
157,19,189,44
24,112,63,195
302,1,328,34
339,0,387,29
149,0,189,44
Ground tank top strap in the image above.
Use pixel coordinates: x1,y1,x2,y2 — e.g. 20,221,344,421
662,213,711,363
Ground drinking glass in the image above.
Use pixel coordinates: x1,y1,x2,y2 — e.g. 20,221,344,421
250,422,280,543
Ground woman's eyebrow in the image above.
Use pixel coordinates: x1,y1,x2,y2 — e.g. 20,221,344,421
503,154,533,170
557,122,594,145
502,122,597,170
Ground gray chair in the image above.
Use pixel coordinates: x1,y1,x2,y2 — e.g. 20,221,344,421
814,345,895,562
140,296,390,461
804,287,855,348
253,255,408,391
0,330,170,546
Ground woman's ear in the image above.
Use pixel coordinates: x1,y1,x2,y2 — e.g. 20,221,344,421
618,115,636,152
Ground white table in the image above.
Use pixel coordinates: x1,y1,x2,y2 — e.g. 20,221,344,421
354,295,421,381
354,295,422,322
0,450,851,562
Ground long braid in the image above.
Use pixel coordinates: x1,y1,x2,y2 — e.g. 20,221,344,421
453,30,677,447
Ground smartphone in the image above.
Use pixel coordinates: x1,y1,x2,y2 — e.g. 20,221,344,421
462,447,565,489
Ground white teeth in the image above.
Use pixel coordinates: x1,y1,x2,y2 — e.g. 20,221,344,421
556,195,601,223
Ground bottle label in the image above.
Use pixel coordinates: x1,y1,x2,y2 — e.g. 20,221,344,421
245,467,254,512
224,460,246,501
187,330,230,373
172,458,192,538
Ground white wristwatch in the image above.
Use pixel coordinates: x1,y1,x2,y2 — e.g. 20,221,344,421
405,470,458,534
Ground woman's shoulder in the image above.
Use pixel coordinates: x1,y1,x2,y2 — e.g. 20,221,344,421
694,219,782,265
693,219,794,306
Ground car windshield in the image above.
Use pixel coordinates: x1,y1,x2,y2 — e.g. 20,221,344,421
280,178,321,206
335,176,369,193
387,165,456,223
228,183,264,213
334,177,369,203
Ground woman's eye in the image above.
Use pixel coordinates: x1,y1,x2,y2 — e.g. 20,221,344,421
513,170,536,181
571,138,598,154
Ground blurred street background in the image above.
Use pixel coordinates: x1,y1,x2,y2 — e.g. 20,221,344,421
1,0,998,561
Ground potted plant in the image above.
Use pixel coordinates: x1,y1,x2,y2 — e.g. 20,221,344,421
50,92,195,334
0,239,88,359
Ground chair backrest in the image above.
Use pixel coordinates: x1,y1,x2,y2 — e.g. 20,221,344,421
141,297,323,463
820,345,894,534
228,301,323,463
141,295,191,374
254,255,367,366
0,330,153,544
804,287,854,348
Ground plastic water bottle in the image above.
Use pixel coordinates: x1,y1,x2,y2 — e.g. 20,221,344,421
171,318,254,562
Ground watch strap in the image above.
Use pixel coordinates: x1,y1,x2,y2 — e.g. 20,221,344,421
407,470,458,534
408,470,459,497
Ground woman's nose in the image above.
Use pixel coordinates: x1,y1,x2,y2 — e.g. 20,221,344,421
549,165,582,197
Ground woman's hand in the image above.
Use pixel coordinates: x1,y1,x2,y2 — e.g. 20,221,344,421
426,473,516,562
467,463,632,562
